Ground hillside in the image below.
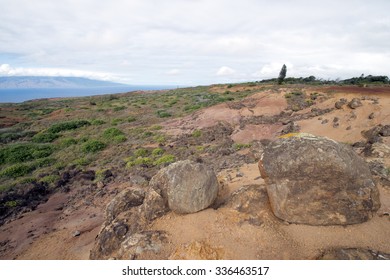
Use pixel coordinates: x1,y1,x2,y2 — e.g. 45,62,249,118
0,76,126,89
0,82,389,260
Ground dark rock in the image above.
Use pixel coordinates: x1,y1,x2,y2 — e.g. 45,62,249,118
368,112,375,119
77,170,95,181
379,125,390,137
321,119,328,124
317,248,390,260
280,121,300,135
333,117,339,123
348,98,363,109
258,133,380,225
149,160,219,214
362,126,383,144
346,126,351,130
332,122,339,128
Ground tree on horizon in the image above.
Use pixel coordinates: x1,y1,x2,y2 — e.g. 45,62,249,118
278,64,287,85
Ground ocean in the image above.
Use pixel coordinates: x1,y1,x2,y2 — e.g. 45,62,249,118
0,85,175,103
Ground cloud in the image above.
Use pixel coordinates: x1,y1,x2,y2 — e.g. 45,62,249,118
0,64,116,81
1,0,390,85
216,66,236,76
166,69,180,75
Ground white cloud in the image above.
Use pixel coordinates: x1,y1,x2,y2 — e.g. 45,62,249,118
216,66,236,76
166,69,180,75
0,64,116,81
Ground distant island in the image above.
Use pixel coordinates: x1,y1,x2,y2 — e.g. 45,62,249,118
0,76,127,89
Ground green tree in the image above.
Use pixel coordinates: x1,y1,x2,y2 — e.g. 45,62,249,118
278,64,287,85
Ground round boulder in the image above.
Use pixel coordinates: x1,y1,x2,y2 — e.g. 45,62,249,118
149,160,219,214
258,133,380,225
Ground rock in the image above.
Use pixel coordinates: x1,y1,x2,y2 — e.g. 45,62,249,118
72,230,81,237
119,231,167,259
258,133,380,225
379,125,390,137
321,119,328,124
105,187,146,224
140,188,169,221
371,143,390,158
223,184,269,226
169,241,224,260
362,126,383,144
333,117,339,123
348,98,362,109
280,121,300,135
317,248,390,260
335,98,347,109
368,112,375,119
332,122,339,128
149,160,219,214
346,126,352,130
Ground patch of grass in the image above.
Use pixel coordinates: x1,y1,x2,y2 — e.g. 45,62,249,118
32,132,59,143
113,135,127,143
0,163,35,179
156,110,172,118
151,148,165,156
32,157,56,168
48,120,90,133
91,119,105,125
150,125,163,130
111,118,123,125
82,140,106,153
0,143,54,164
40,174,60,185
113,106,127,111
127,116,137,123
103,127,125,139
58,137,77,148
192,129,202,138
134,148,149,157
126,157,153,168
154,154,175,166
232,143,252,150
4,200,20,208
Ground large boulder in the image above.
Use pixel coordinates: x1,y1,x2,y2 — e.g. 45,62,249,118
258,133,380,225
149,160,219,214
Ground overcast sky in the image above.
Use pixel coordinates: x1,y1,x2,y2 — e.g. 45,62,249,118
1,0,389,85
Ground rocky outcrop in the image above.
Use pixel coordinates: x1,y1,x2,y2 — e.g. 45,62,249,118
258,133,380,225
149,160,219,214
348,98,363,109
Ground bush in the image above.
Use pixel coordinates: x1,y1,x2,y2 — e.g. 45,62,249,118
113,135,127,143
82,140,106,153
192,130,202,138
113,106,126,111
48,120,90,133
232,143,252,150
134,148,148,157
154,154,175,166
0,163,34,178
152,148,164,156
73,158,91,167
156,110,172,118
32,132,59,143
128,116,137,123
58,137,77,148
40,174,60,185
103,127,124,139
91,119,105,125
0,143,53,164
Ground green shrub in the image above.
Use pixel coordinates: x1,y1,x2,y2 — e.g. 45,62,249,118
150,125,163,130
48,120,90,133
113,135,127,143
40,174,60,185
73,158,91,167
32,132,59,143
152,148,164,156
103,127,124,139
156,110,172,118
153,135,166,144
58,137,77,148
32,157,56,168
126,157,153,168
111,118,123,125
0,163,34,178
154,154,175,166
82,140,106,153
134,148,148,157
192,129,202,138
232,143,252,150
113,106,126,111
0,143,53,164
91,119,105,125
4,200,20,208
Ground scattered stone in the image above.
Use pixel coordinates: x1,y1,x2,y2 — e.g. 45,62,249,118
348,98,363,109
317,248,390,260
149,160,219,214
72,230,81,237
368,112,375,119
321,119,328,124
346,126,352,130
280,121,300,135
236,172,243,178
258,133,380,225
119,231,167,260
371,143,390,158
333,117,339,123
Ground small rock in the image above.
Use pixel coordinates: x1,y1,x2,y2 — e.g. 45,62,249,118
236,172,244,178
333,122,339,128
379,125,390,137
368,112,375,119
321,119,329,124
333,117,339,123
72,230,81,237
348,98,363,109
346,126,352,130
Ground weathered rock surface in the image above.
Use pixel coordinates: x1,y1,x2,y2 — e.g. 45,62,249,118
258,133,380,225
348,98,363,109
149,160,219,214
317,248,390,260
169,241,224,260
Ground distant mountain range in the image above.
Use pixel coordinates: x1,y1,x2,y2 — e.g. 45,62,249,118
0,76,127,89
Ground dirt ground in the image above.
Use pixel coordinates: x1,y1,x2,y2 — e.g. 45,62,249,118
1,85,389,259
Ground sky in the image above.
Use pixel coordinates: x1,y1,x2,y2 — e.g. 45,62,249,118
0,0,390,85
